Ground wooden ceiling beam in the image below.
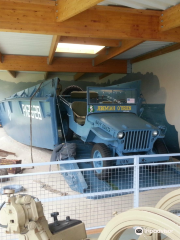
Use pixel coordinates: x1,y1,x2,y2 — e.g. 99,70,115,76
59,36,121,47
160,3,180,32
0,0,55,6
0,55,127,73
1,4,180,42
0,52,2,63
56,0,103,22
7,70,16,78
94,40,144,66
48,35,60,65
44,72,48,80
99,73,111,80
131,43,180,64
74,73,85,81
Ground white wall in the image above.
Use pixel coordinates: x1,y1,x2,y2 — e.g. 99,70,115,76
133,49,180,142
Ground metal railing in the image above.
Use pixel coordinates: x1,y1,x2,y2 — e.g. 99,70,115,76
0,153,180,240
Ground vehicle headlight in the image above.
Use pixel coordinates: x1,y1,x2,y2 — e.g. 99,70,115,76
152,130,158,137
117,132,124,139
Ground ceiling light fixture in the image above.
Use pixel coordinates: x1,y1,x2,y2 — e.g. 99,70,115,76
56,43,104,54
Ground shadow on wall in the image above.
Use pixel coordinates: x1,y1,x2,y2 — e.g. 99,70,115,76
114,72,167,104
0,72,166,103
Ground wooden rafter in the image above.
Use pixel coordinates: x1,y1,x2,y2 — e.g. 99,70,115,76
59,36,121,47
7,70,16,78
131,43,180,64
0,0,55,6
48,35,60,65
160,3,180,32
99,73,111,80
74,73,85,81
0,52,2,63
44,72,48,80
1,4,180,42
56,0,103,22
94,40,144,66
0,55,127,73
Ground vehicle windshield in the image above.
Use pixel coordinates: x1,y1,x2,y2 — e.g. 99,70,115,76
88,88,137,104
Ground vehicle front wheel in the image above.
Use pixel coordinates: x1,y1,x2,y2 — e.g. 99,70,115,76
153,139,168,154
91,143,112,180
62,116,73,141
149,139,168,172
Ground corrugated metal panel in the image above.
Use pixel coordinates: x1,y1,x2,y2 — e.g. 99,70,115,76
98,0,180,10
0,32,53,56
114,41,174,59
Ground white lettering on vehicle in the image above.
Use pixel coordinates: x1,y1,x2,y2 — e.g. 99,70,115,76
22,104,42,120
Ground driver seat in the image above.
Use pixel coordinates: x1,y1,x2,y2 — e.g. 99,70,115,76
71,101,87,125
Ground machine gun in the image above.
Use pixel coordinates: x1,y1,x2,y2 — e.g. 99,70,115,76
0,189,87,240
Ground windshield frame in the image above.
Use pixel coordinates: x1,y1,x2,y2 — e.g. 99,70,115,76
87,87,138,105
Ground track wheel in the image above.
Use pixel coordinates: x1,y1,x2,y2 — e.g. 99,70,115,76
62,116,73,141
91,143,111,180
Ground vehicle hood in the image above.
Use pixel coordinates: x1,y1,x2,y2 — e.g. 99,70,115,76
87,112,157,132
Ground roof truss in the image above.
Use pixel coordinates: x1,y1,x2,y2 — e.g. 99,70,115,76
131,43,180,64
160,3,180,32
56,0,104,22
74,73,85,81
94,40,144,66
0,55,127,73
59,36,121,47
7,70,16,78
48,35,60,65
1,3,180,42
0,2,180,76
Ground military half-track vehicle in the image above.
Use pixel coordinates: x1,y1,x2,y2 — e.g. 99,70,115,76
59,87,168,179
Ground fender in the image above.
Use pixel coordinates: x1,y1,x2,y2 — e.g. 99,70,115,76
86,127,116,142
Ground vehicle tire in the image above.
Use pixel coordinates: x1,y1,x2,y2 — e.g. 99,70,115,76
149,140,168,172
91,143,112,180
62,116,73,141
153,139,168,154
62,85,83,95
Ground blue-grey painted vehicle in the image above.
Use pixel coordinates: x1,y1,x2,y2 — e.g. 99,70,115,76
60,86,169,179
0,79,59,149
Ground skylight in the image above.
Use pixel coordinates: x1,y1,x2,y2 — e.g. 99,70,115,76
56,43,104,54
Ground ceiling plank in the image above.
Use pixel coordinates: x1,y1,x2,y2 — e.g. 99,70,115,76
94,40,144,66
99,73,111,80
131,43,180,64
7,70,16,78
1,4,180,42
59,36,121,47
56,0,104,22
0,55,127,73
74,73,85,81
48,35,60,65
160,3,180,32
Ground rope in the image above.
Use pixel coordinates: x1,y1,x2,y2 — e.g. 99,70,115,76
33,179,68,196
55,94,70,159
30,81,44,166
